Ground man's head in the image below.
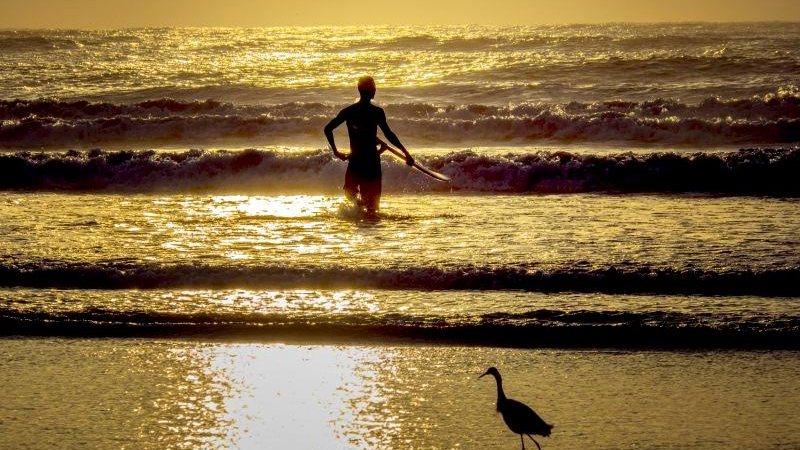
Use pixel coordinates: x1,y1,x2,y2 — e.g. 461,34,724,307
357,76,376,100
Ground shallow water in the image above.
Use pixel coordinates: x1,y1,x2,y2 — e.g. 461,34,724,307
2,191,798,348
3,192,798,271
2,339,799,450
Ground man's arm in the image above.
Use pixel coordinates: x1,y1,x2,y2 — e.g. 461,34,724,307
324,113,348,161
377,109,413,166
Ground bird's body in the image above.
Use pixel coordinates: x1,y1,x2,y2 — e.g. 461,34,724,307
480,367,553,450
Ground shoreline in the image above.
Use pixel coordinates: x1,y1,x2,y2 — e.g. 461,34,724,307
3,329,799,351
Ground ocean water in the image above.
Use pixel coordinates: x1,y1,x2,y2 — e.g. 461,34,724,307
1,24,800,449
1,23,799,148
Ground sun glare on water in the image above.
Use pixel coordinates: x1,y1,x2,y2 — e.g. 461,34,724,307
209,195,335,219
159,194,355,260
209,345,391,449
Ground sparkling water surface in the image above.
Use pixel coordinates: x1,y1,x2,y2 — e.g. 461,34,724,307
3,192,798,270
2,22,799,450
2,24,799,104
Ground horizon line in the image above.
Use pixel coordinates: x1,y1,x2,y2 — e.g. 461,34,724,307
2,20,799,31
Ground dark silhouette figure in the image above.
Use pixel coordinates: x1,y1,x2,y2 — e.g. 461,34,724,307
479,367,553,450
324,76,413,214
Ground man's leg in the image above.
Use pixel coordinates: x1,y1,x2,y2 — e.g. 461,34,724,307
360,177,382,213
343,167,361,206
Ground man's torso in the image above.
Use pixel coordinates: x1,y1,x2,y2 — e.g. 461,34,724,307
341,102,383,178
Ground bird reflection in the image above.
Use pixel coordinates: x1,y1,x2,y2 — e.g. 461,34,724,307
479,367,553,450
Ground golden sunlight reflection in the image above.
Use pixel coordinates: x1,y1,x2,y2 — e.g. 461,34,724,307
200,289,380,315
151,194,360,261
4,340,799,449
13,193,795,271
208,344,392,449
209,195,334,218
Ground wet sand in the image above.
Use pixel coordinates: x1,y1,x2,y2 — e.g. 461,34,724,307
2,338,798,450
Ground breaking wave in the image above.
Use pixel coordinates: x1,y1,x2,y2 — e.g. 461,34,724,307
2,93,797,122
1,260,798,296
1,147,798,195
1,92,799,147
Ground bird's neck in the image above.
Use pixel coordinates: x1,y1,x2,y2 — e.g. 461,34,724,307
493,374,506,408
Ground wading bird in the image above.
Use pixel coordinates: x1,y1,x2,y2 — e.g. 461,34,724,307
479,367,553,450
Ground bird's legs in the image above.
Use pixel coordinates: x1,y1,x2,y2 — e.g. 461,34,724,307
519,434,525,449
526,434,542,450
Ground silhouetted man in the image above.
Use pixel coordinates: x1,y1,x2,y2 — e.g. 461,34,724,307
324,76,414,214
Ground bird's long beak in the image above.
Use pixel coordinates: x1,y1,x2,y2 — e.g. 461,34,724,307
478,372,488,379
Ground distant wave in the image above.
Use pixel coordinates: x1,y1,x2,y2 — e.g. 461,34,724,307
3,93,798,120
0,28,787,54
2,307,797,349
1,92,799,146
0,98,246,119
3,94,799,121
3,25,799,109
344,34,687,51
1,147,798,195
0,35,81,52
1,260,798,296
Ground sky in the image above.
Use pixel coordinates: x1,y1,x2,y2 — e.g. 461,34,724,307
1,0,800,28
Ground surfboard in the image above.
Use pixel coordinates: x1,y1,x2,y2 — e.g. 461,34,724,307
380,142,451,182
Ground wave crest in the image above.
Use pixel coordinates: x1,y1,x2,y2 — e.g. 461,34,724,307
1,260,798,296
2,307,797,349
1,147,797,194
3,93,798,121
1,91,799,146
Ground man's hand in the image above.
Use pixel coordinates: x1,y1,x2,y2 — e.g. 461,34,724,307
333,149,349,161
